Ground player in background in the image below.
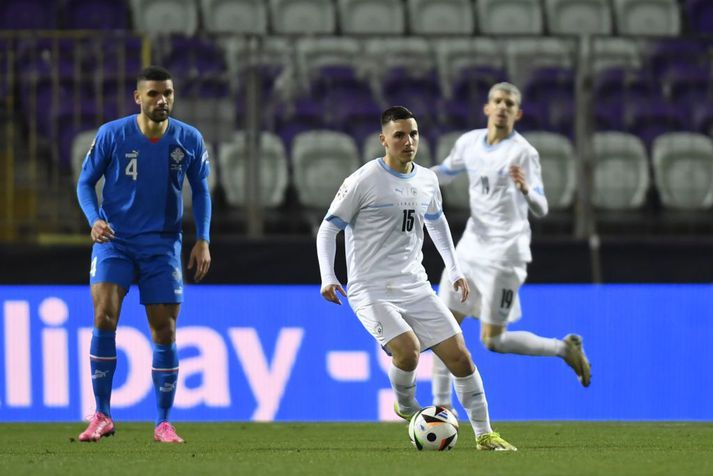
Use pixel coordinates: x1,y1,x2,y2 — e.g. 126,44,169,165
317,106,516,451
430,82,591,413
76,66,212,443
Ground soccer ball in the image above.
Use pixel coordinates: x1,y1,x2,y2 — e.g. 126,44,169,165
408,405,459,451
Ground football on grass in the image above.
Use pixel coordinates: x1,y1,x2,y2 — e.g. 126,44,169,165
408,405,459,451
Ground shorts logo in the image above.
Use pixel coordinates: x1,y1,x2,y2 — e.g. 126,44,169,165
172,267,182,282
374,322,383,337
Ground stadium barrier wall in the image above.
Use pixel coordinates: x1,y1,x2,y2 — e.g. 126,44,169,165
0,284,711,422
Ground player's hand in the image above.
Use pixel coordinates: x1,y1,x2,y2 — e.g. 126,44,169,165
91,220,115,243
509,165,529,194
188,240,211,282
321,283,346,305
453,278,470,303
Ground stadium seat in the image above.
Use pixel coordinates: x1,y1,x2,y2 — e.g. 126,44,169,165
361,134,432,166
292,131,361,210
201,0,268,34
407,0,476,35
63,0,131,30
270,0,337,34
591,132,650,209
172,98,235,145
685,0,713,33
522,132,576,210
0,0,57,29
435,131,470,211
505,38,575,90
218,132,288,208
613,0,680,36
130,0,198,35
71,129,104,201
652,133,713,210
477,0,544,34
363,37,438,127
434,37,506,100
591,38,642,74
338,0,406,34
545,0,613,35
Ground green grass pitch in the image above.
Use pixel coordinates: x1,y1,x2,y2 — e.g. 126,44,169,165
1,422,712,476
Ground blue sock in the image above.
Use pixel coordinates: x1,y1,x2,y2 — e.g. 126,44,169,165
152,343,179,426
90,328,117,417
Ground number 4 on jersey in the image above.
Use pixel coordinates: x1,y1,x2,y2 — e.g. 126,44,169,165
125,157,138,180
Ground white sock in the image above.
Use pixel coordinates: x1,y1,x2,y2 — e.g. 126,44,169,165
487,331,566,356
388,363,419,413
454,370,492,437
431,354,453,407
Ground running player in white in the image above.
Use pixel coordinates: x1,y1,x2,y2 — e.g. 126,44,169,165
317,106,516,451
430,83,591,413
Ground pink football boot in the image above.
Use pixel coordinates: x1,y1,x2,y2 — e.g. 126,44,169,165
154,422,185,443
78,412,115,442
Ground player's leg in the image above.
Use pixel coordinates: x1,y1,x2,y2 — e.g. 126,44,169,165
146,303,184,443
431,333,516,451
139,237,185,443
479,263,591,386
354,301,421,420
79,244,133,442
431,269,478,410
385,330,422,420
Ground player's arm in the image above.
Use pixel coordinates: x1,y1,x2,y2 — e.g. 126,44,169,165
510,153,548,217
186,140,212,282
425,212,469,303
316,218,347,305
431,137,467,186
76,129,114,242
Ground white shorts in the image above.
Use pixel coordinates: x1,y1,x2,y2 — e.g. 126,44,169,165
438,260,527,325
351,289,461,351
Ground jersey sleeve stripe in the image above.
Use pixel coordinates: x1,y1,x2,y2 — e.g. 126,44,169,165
325,215,349,229
424,210,443,221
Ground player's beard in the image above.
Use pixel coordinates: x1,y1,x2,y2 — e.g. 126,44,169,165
147,106,170,123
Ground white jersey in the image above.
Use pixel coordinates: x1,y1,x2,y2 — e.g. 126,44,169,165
434,129,547,263
325,157,444,306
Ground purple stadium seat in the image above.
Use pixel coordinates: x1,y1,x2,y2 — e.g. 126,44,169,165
625,100,686,148
0,0,58,30
666,64,711,108
63,0,130,30
273,97,328,150
450,65,507,106
685,0,713,33
162,36,226,77
594,102,626,132
646,39,708,77
524,66,574,104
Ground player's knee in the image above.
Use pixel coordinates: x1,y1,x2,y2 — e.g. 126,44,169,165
93,310,118,331
392,347,420,371
482,333,505,353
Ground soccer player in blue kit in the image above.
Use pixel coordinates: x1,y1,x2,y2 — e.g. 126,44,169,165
76,66,211,443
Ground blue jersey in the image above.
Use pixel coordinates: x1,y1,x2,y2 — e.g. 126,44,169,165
77,115,211,241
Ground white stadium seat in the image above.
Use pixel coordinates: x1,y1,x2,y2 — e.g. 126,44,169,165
522,132,577,209
591,37,642,73
338,0,406,35
218,132,288,208
292,130,361,209
201,0,268,34
592,132,650,209
130,0,198,35
545,0,613,35
477,0,544,35
652,132,713,210
270,0,337,34
613,0,680,36
72,129,104,202
407,0,476,35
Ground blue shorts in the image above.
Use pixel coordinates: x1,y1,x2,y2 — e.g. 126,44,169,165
89,234,183,305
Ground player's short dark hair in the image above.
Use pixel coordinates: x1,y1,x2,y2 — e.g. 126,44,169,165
137,65,172,85
381,106,415,126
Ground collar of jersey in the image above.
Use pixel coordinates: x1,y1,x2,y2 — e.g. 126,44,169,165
133,114,173,142
482,130,516,151
377,157,416,179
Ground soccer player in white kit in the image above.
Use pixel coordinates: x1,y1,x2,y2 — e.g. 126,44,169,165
430,83,592,412
317,106,516,451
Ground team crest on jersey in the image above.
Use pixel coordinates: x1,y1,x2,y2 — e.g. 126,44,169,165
169,146,185,171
